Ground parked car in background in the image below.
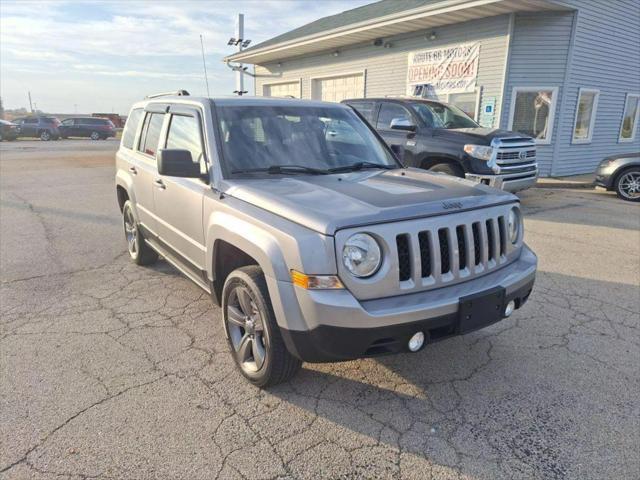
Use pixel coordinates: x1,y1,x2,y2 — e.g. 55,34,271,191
12,116,61,140
343,98,538,193
0,119,19,141
59,117,116,140
595,153,640,202
92,113,124,128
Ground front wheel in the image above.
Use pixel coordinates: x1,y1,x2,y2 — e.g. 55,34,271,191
222,266,301,387
122,200,158,265
614,167,640,202
90,131,100,140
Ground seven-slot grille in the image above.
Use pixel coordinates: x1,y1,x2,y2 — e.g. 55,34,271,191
494,137,537,177
396,215,508,283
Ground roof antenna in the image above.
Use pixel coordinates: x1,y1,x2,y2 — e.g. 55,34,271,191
200,34,211,97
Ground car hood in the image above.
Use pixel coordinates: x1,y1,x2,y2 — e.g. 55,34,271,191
223,168,516,235
436,127,530,145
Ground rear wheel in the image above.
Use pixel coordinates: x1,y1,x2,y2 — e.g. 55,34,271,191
122,200,158,265
222,266,301,387
429,162,465,178
40,130,51,141
90,131,100,140
614,167,640,202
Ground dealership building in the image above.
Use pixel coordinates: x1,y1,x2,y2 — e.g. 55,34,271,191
225,0,640,177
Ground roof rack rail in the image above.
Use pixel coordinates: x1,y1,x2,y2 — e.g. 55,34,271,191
145,90,190,99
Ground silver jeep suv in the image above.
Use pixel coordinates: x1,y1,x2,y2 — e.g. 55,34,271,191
115,93,537,387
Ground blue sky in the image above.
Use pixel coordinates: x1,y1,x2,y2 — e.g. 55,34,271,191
0,0,371,114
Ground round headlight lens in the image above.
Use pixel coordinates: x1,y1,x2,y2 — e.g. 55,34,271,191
342,233,382,278
507,208,521,244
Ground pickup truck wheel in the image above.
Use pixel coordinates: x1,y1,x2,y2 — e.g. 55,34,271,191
122,200,158,265
429,162,465,178
223,266,301,387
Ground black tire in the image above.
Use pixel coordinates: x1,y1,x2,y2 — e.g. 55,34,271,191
222,266,301,387
122,200,158,265
429,162,465,178
39,130,51,141
614,167,640,202
90,131,100,141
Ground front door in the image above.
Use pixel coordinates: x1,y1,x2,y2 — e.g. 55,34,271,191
375,102,418,165
152,108,207,272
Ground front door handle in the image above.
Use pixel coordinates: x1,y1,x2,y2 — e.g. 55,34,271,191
154,179,166,190
129,166,137,175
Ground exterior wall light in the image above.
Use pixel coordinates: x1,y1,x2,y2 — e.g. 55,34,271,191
332,50,340,57
428,31,437,41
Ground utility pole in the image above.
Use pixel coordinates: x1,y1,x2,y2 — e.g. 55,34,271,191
200,34,211,97
28,91,33,113
234,14,248,96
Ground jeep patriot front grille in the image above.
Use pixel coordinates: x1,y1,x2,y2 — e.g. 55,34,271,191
396,215,508,284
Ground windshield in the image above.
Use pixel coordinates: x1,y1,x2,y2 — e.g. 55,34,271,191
411,102,478,129
215,105,398,175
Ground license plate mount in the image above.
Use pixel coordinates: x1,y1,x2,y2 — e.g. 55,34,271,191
458,287,506,334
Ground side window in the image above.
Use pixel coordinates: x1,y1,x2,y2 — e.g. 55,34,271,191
165,114,204,164
121,109,143,150
138,113,164,157
61,119,73,126
376,103,411,130
349,102,375,122
25,118,38,124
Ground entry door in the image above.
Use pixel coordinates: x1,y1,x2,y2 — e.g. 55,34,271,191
263,81,300,98
312,73,364,103
152,110,207,271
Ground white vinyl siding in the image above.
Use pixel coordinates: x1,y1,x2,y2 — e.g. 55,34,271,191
255,14,510,127
571,88,599,144
311,72,365,103
262,81,301,98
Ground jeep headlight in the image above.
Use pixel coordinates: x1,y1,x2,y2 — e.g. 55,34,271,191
342,233,382,278
463,144,494,161
507,207,522,244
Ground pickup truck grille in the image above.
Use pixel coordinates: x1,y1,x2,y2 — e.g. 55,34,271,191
396,215,507,283
493,137,537,176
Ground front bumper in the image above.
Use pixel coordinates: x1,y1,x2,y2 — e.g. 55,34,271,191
466,172,538,192
277,245,537,362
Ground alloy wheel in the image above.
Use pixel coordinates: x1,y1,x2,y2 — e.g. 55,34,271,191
618,171,640,200
226,286,267,373
123,206,138,257
91,131,100,140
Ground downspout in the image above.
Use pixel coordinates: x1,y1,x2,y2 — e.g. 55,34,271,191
496,13,515,129
550,9,579,177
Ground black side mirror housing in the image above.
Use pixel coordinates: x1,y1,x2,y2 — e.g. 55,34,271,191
390,144,405,163
157,149,201,178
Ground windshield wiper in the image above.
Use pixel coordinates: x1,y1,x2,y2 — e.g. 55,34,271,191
232,164,328,175
328,161,396,173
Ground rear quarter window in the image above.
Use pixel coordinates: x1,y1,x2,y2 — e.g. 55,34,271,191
121,109,143,149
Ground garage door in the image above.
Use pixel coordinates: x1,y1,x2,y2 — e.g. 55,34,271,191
263,81,300,98
312,73,364,103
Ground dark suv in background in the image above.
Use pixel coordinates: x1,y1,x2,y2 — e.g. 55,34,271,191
343,98,538,192
13,116,61,141
59,117,116,140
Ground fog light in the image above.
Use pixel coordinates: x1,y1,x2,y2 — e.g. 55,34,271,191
408,332,425,352
504,300,516,317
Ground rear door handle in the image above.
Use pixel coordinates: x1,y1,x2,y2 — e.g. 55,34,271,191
129,166,137,175
154,179,166,190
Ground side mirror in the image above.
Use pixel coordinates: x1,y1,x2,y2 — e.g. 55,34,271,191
157,149,201,178
390,144,405,162
390,117,417,132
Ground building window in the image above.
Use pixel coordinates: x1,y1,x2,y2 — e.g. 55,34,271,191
619,93,640,142
508,87,559,144
447,92,479,120
572,88,600,144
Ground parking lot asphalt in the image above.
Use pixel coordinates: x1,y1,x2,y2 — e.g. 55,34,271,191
1,140,639,480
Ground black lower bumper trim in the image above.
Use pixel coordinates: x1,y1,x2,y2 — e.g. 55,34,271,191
281,278,534,363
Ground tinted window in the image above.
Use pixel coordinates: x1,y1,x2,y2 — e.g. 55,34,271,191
42,117,58,124
376,103,412,129
61,119,73,126
166,115,204,165
138,113,164,156
412,101,478,129
348,102,375,122
122,109,143,150
24,118,38,124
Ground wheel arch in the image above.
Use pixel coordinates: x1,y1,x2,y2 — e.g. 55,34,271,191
419,155,464,172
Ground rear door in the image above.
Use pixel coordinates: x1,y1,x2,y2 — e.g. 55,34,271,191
152,106,207,272
22,117,38,136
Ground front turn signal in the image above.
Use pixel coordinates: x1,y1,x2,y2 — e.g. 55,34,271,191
290,270,344,290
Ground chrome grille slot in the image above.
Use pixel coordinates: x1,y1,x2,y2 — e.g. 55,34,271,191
438,229,451,274
418,231,431,278
396,234,411,282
